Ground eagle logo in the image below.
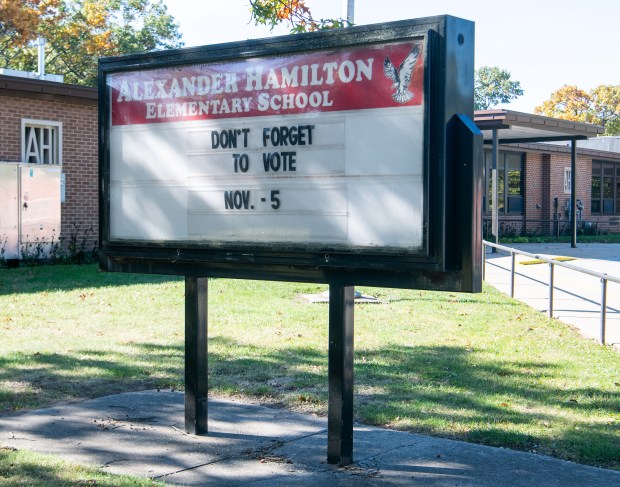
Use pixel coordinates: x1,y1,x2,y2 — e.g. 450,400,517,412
383,45,420,103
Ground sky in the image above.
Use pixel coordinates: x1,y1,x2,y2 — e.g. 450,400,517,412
162,0,620,113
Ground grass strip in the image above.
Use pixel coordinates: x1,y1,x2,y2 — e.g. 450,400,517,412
0,447,165,486
1,264,619,475
501,234,620,244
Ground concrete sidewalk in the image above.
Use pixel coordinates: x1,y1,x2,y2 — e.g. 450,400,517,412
484,243,620,347
1,390,619,486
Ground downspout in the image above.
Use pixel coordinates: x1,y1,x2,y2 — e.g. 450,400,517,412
491,128,499,252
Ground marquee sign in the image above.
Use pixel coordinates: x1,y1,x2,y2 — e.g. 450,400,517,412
99,16,482,291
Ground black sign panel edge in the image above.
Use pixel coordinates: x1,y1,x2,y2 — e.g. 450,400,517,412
98,15,481,292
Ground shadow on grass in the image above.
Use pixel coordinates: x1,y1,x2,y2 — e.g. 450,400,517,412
0,344,185,413
2,337,617,469
0,264,181,296
0,448,163,486
0,449,71,486
204,338,620,469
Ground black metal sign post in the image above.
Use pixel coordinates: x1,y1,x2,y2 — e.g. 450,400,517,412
185,276,208,435
99,15,481,467
183,278,357,464
183,278,356,464
181,112,483,463
327,283,355,465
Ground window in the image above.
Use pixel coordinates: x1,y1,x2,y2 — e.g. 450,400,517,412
506,153,523,213
563,167,571,194
591,160,619,215
591,167,601,213
484,150,524,215
21,120,62,165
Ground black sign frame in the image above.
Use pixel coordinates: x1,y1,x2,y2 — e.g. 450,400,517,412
99,15,481,291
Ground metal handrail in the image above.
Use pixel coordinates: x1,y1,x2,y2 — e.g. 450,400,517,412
483,240,619,345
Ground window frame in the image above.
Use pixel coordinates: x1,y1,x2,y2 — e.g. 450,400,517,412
21,119,63,165
591,160,619,215
483,150,524,215
563,167,571,194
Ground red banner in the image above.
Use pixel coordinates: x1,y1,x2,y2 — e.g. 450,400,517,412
109,40,424,126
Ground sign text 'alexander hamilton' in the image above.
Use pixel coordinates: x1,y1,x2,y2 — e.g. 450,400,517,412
111,41,424,125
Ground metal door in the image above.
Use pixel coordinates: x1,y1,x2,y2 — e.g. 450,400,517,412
19,164,61,255
0,163,19,259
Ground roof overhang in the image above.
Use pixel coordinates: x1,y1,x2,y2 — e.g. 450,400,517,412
474,109,604,144
0,74,97,103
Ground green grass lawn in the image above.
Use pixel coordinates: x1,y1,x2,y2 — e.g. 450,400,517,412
1,264,619,480
0,447,166,486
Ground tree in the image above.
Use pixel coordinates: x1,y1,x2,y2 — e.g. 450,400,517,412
589,85,620,135
534,85,593,123
0,0,61,66
0,0,183,86
474,66,524,110
535,84,620,135
248,0,349,33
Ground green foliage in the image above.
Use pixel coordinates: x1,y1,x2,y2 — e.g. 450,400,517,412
0,0,183,86
107,0,183,56
475,66,524,110
249,0,349,33
590,85,620,135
